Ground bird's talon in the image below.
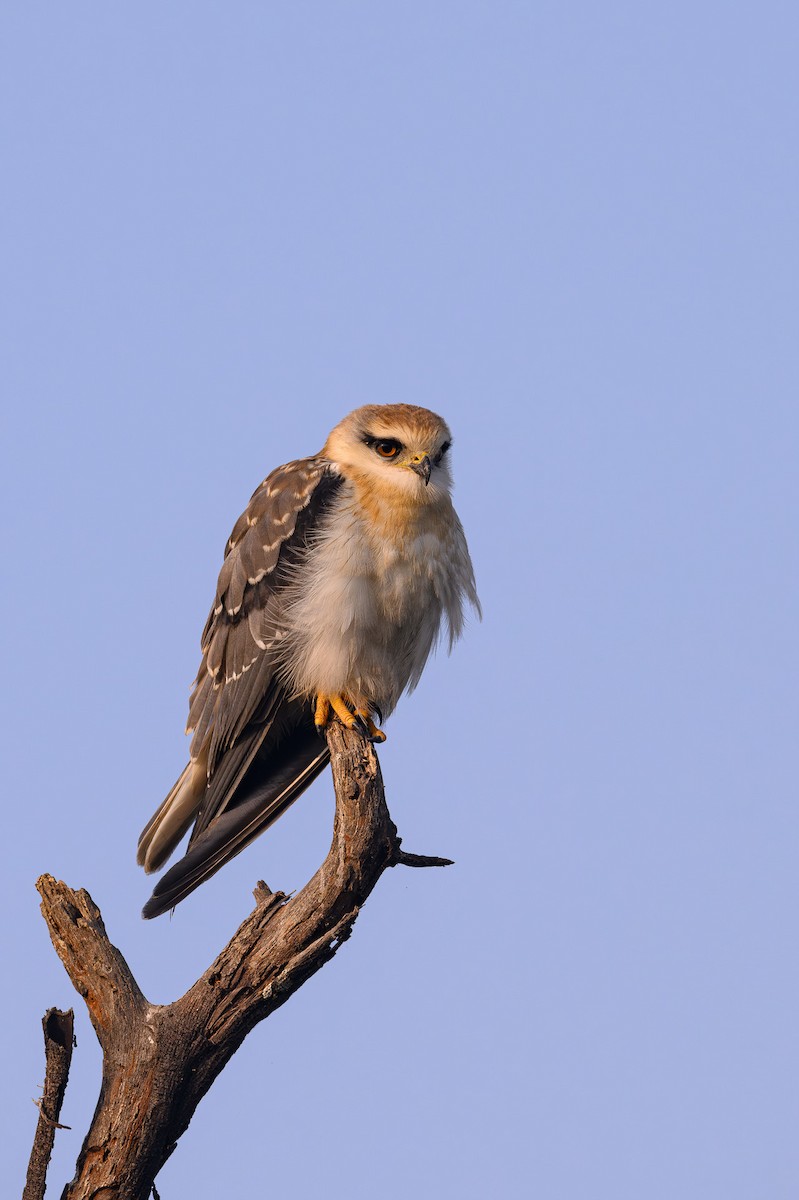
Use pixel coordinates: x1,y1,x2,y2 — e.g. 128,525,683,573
314,695,331,729
314,693,386,742
356,709,387,743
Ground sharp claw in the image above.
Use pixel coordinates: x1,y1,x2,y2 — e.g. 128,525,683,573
314,693,386,742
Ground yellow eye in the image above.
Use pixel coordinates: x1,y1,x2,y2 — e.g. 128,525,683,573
375,440,401,459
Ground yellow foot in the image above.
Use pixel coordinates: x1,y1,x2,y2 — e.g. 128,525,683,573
314,693,387,743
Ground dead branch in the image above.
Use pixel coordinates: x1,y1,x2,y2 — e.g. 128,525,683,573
23,1008,74,1200
29,723,451,1199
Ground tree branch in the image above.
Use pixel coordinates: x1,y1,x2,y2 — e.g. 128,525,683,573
394,846,455,869
30,723,451,1199
36,879,147,1047
23,1008,74,1200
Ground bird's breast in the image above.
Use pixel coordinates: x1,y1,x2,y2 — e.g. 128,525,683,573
280,489,454,708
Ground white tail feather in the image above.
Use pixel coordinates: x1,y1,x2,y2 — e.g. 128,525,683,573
137,759,207,874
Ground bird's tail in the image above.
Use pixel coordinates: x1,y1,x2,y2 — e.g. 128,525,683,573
137,757,208,875
141,726,329,919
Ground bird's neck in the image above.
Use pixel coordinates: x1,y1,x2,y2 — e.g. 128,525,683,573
344,469,450,546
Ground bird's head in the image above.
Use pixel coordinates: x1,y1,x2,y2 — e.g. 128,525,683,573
323,404,454,501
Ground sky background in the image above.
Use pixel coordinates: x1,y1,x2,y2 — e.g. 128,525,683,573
3,3,798,1197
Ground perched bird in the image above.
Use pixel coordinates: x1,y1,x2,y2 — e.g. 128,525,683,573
138,404,480,918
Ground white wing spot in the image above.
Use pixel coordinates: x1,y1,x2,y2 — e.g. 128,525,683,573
226,656,258,683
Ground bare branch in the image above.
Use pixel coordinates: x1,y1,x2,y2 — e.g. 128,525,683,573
393,848,455,868
23,1008,74,1200
36,877,147,1047
31,724,452,1199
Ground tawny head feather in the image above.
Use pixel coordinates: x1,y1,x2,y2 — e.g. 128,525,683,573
322,403,454,502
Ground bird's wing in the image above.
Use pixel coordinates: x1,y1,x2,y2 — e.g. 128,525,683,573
189,458,338,766
138,457,341,874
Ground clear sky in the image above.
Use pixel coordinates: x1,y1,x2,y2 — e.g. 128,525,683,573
3,3,798,1197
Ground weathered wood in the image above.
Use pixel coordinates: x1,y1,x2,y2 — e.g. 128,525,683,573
30,724,451,1199
23,1008,74,1200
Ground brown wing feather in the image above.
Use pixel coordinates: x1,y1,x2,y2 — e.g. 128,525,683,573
186,458,341,774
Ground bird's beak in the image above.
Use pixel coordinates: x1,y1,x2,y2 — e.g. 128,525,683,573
408,454,432,485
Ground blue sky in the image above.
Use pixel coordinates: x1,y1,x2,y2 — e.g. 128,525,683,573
3,3,798,1197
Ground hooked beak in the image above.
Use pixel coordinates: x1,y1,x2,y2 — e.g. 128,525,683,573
408,454,432,486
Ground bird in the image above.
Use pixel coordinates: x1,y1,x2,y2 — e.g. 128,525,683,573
137,403,480,918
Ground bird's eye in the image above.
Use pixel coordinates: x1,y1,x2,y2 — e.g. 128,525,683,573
434,439,451,464
374,440,402,459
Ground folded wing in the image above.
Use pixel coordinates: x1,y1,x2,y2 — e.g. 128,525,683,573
137,457,342,916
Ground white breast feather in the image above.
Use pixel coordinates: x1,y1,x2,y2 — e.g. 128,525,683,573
279,482,478,714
